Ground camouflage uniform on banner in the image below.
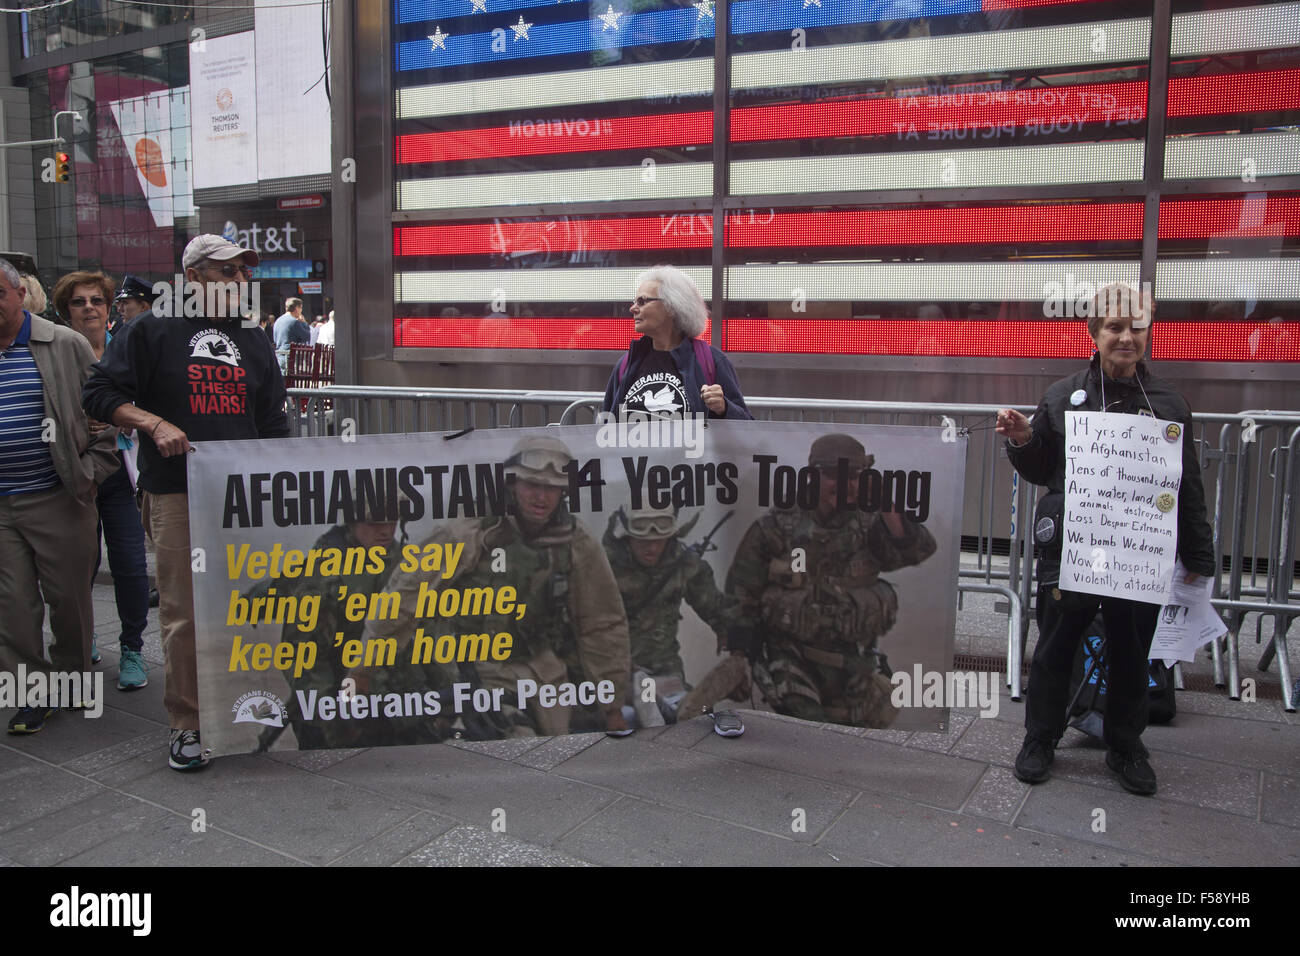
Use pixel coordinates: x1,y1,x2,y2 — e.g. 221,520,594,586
726,434,937,728
253,511,442,750
603,505,750,727
363,436,630,739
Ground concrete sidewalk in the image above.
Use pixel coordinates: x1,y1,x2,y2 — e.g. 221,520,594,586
0,583,1296,867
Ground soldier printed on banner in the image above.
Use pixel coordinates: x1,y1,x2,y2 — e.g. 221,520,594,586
248,491,449,750
358,435,631,740
726,434,937,729
602,503,751,729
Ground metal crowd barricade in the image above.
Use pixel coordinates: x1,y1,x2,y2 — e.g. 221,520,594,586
281,386,1299,710
1203,411,1300,710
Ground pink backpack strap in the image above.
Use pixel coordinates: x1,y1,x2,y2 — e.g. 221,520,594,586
692,338,716,385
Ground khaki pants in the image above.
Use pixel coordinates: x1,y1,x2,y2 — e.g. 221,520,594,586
0,487,98,680
141,492,199,730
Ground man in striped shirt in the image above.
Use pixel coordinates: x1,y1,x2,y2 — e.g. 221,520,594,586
0,259,119,734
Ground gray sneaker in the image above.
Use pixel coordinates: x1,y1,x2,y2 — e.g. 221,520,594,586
117,647,149,690
168,729,210,772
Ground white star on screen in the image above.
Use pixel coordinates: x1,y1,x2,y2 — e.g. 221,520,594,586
598,4,623,30
427,25,449,49
510,14,534,39
692,0,714,18
470,0,486,12
802,0,821,7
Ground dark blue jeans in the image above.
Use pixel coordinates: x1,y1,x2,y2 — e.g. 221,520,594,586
95,462,148,652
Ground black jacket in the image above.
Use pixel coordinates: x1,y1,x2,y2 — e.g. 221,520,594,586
83,310,290,494
1007,355,1215,577
602,336,753,420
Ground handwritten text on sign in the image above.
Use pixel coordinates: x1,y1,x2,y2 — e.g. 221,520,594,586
1060,412,1183,604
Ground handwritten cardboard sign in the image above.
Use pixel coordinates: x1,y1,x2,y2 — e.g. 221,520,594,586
1060,411,1184,604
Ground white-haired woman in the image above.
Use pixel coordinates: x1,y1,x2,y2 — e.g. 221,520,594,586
602,265,752,420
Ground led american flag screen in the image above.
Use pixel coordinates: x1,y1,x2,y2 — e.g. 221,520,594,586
391,0,1300,360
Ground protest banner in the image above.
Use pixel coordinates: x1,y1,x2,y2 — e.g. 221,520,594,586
187,421,966,755
1060,411,1184,603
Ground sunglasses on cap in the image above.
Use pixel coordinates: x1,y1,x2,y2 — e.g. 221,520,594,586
628,514,677,536
508,449,570,471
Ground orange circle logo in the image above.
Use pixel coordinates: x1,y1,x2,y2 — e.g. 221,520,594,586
135,138,167,188
216,88,234,111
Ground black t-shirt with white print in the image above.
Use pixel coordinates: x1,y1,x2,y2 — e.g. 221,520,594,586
619,348,690,419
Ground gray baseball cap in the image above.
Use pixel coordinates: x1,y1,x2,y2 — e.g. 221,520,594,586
182,234,260,270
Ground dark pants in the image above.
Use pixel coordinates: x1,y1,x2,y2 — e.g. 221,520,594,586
1027,583,1158,754
95,463,148,652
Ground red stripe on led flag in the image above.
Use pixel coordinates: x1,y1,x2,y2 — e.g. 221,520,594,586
1159,196,1300,239
730,80,1149,142
1151,322,1300,362
393,316,711,350
394,216,714,256
1168,70,1300,117
395,112,712,164
721,319,1300,360
391,197,1300,258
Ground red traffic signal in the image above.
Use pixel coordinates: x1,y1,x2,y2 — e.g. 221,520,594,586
54,151,70,183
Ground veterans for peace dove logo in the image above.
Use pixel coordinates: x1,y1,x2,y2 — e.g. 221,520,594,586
188,329,243,366
232,690,287,727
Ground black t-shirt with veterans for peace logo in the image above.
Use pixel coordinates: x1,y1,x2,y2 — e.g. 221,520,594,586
83,310,290,494
618,348,691,419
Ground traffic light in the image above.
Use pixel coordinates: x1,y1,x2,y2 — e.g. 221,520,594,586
54,152,70,183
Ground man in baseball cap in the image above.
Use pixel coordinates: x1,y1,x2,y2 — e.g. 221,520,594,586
180,234,259,270
83,233,286,772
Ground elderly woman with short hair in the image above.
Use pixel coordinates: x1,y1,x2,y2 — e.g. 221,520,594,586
51,270,150,690
996,282,1213,796
602,265,752,420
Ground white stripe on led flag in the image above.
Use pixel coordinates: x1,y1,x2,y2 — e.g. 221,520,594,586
394,267,714,303
1172,2,1300,57
1165,131,1300,181
731,141,1145,195
397,59,714,120
1156,259,1300,301
396,162,714,210
732,18,1151,93
726,262,1141,302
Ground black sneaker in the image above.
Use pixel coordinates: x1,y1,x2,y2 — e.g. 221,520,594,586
8,706,57,734
168,728,211,772
1106,748,1157,796
1013,735,1054,783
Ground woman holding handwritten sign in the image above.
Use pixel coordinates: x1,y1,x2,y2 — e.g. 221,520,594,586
995,283,1214,796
